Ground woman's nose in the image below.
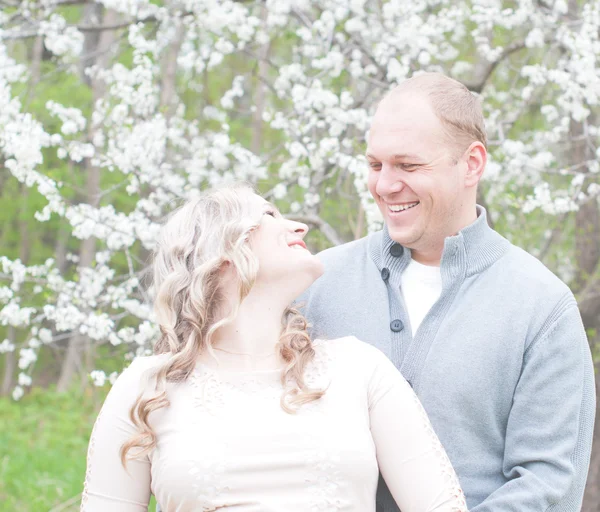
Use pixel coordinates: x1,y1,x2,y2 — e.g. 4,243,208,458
290,220,308,237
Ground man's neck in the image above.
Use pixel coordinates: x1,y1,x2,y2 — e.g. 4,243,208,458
410,250,442,267
408,207,480,266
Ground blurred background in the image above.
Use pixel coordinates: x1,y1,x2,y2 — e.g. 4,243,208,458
0,0,598,510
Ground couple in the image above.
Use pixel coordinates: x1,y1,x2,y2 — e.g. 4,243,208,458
81,73,595,511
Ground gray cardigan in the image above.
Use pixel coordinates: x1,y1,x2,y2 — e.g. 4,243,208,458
300,206,595,511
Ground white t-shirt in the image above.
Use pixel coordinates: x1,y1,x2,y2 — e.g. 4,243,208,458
401,259,443,336
81,337,467,511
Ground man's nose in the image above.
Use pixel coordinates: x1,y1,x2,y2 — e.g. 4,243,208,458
375,165,404,197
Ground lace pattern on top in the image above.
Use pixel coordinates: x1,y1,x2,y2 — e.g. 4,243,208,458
303,339,334,389
301,343,351,511
408,387,468,510
188,455,230,512
189,366,282,416
80,407,104,510
303,443,351,511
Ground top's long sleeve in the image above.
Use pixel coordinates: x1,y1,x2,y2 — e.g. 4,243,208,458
368,347,467,511
81,358,152,511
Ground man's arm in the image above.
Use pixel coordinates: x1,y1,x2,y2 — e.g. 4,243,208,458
472,297,595,511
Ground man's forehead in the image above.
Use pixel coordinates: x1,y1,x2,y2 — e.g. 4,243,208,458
374,94,435,123
366,123,421,154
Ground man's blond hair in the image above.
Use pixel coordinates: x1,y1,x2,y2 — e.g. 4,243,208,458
387,72,487,155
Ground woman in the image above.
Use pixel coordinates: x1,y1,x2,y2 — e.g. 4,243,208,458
81,184,467,511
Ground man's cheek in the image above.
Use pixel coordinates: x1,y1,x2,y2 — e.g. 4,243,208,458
367,174,378,196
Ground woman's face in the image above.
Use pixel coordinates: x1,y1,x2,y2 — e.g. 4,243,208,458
248,194,324,295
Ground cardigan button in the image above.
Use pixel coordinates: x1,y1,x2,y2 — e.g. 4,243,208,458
381,267,390,281
390,243,403,257
390,319,404,332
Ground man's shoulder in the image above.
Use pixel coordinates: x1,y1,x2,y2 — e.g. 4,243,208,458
505,244,570,288
316,231,380,269
497,242,574,307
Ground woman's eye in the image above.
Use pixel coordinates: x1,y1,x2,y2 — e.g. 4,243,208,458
265,210,277,217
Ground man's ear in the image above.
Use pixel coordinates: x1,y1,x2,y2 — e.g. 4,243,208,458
464,141,487,188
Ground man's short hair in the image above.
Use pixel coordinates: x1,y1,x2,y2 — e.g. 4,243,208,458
387,72,487,156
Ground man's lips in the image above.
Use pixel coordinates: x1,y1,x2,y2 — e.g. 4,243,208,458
384,201,420,213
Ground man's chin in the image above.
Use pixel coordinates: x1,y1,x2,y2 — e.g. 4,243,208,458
386,226,419,247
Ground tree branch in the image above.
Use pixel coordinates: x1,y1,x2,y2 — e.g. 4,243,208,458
286,213,347,247
77,16,158,32
464,41,528,93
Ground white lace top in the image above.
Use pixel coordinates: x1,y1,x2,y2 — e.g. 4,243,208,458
81,337,467,512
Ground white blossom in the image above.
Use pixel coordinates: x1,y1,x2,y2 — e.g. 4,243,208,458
18,348,37,370
0,339,15,353
1,0,599,390
273,183,288,199
18,373,32,387
12,386,24,401
90,370,107,387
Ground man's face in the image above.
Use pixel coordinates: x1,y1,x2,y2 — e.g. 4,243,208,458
366,92,469,258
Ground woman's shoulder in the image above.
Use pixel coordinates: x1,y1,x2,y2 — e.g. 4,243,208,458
124,353,167,374
313,336,387,359
112,353,169,391
311,336,390,377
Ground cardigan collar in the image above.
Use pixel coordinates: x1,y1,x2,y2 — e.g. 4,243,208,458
368,205,511,279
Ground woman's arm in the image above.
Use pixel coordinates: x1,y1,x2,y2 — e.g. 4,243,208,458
367,349,467,512
81,358,153,511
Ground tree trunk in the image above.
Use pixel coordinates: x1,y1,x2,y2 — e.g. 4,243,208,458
159,23,185,118
18,183,31,266
251,3,270,154
582,353,600,511
2,180,34,395
571,114,600,294
79,3,103,87
1,327,17,396
57,8,118,392
354,204,365,240
568,93,600,512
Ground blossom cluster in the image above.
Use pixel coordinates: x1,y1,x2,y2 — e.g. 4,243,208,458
1,0,599,397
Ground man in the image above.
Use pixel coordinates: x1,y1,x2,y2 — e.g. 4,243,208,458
300,73,596,511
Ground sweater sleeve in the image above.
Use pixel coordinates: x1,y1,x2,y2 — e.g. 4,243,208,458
366,343,468,512
81,357,153,512
471,299,595,511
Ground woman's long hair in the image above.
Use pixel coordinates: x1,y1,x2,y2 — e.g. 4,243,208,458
120,184,324,465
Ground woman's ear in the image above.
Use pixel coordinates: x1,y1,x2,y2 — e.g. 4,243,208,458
464,141,487,188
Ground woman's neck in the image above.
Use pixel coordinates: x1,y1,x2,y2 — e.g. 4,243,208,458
204,284,289,370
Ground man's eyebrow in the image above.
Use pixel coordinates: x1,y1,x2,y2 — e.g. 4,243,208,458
365,153,422,161
392,153,421,160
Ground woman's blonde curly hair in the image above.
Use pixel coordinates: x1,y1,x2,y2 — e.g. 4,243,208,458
120,184,325,465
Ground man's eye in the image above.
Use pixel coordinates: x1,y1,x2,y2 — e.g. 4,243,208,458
369,162,382,170
397,163,418,171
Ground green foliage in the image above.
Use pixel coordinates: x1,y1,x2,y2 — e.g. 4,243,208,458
0,386,157,512
0,386,101,511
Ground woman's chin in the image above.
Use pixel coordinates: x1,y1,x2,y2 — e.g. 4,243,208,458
287,264,324,301
310,258,325,278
